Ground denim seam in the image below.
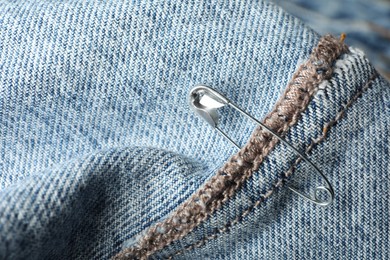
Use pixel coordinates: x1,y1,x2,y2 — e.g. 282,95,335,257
166,70,380,259
113,35,349,260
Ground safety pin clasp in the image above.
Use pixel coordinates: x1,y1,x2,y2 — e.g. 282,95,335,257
189,85,229,128
189,84,335,207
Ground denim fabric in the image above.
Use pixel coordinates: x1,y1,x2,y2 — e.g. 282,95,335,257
156,48,390,259
271,0,390,79
0,0,389,259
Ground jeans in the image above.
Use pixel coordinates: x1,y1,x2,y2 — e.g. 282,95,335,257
271,0,390,79
0,0,389,259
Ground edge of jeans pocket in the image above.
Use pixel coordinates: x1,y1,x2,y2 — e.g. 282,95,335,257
113,34,349,260
166,66,380,260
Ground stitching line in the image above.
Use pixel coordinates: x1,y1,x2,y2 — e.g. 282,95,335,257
167,71,380,259
112,35,348,260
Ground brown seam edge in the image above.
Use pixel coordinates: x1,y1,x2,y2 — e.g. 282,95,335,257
167,70,380,259
112,34,349,260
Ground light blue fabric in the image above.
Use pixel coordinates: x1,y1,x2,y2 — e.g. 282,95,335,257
0,0,389,259
271,0,390,79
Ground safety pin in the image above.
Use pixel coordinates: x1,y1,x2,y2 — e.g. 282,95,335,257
189,84,334,207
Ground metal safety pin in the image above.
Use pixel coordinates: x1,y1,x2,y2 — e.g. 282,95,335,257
189,84,334,207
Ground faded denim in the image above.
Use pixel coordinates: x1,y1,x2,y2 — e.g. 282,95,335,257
271,0,390,78
0,0,389,259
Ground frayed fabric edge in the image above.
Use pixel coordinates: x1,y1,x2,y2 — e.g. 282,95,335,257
113,34,349,260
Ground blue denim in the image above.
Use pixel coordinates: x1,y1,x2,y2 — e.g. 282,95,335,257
0,0,389,259
271,0,390,79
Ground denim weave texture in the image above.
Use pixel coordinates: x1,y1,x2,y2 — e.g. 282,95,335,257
271,0,390,79
0,0,389,259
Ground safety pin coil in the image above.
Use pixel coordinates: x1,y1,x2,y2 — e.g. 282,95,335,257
189,84,334,207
